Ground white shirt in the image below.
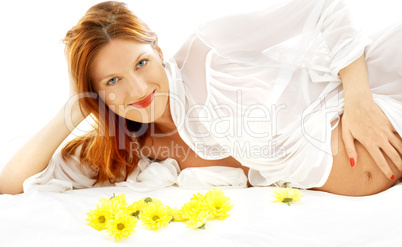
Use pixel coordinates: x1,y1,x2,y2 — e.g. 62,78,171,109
167,0,369,188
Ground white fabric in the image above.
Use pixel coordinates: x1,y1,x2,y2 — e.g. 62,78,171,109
23,150,181,193
167,0,402,188
2,185,402,246
115,157,180,191
23,0,402,192
23,147,100,193
23,151,247,193
177,166,248,189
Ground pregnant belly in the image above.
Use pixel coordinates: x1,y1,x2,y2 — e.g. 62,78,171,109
313,115,401,196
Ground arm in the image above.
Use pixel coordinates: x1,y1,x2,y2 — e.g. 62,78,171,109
0,101,86,194
339,54,402,179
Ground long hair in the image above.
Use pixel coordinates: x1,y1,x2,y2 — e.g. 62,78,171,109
61,1,158,185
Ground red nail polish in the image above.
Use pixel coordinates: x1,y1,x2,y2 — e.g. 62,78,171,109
350,158,355,168
391,175,395,180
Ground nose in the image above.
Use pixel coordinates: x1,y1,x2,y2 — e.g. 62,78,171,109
126,74,149,100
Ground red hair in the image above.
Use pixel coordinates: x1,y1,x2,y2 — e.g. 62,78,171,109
62,1,158,185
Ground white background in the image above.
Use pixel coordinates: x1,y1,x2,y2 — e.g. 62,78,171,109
0,0,401,167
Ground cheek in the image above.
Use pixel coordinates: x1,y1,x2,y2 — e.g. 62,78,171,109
146,63,168,84
101,89,125,107
103,92,126,117
154,69,169,90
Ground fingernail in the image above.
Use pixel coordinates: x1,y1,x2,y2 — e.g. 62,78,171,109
391,175,395,180
350,158,355,168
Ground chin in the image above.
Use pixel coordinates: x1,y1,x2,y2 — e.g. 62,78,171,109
127,110,163,124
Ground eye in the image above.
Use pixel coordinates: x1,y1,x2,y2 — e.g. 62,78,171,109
107,77,119,85
136,59,148,69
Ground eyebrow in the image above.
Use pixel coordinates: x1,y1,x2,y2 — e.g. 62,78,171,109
99,51,149,83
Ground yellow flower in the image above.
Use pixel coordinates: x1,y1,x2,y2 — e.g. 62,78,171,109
126,200,146,219
106,211,137,242
166,206,185,222
140,202,172,230
111,193,127,206
204,188,233,220
99,193,128,216
180,199,206,220
86,203,113,231
142,197,161,205
186,211,209,229
99,193,127,206
272,187,303,206
190,192,206,202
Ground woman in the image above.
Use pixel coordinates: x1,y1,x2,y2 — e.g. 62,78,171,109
0,0,401,196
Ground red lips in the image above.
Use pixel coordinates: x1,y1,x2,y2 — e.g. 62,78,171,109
131,90,155,108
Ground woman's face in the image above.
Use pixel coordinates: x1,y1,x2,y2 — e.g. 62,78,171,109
92,39,169,123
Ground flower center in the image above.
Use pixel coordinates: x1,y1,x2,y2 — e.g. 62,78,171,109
282,198,293,203
152,216,160,221
117,223,125,230
98,216,106,223
132,210,140,218
282,198,293,206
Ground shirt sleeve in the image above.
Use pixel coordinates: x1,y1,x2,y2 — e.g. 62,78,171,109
22,147,181,193
196,0,369,76
23,147,99,193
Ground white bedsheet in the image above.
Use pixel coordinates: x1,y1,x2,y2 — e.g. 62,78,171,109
1,1,402,246
1,184,402,246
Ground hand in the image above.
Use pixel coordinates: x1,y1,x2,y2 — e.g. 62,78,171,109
342,93,402,180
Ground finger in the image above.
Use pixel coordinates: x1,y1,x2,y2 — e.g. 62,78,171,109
368,146,394,180
390,132,402,155
386,136,402,171
389,123,397,132
342,130,357,167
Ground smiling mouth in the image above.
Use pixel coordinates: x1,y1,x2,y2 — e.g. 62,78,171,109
130,90,155,108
